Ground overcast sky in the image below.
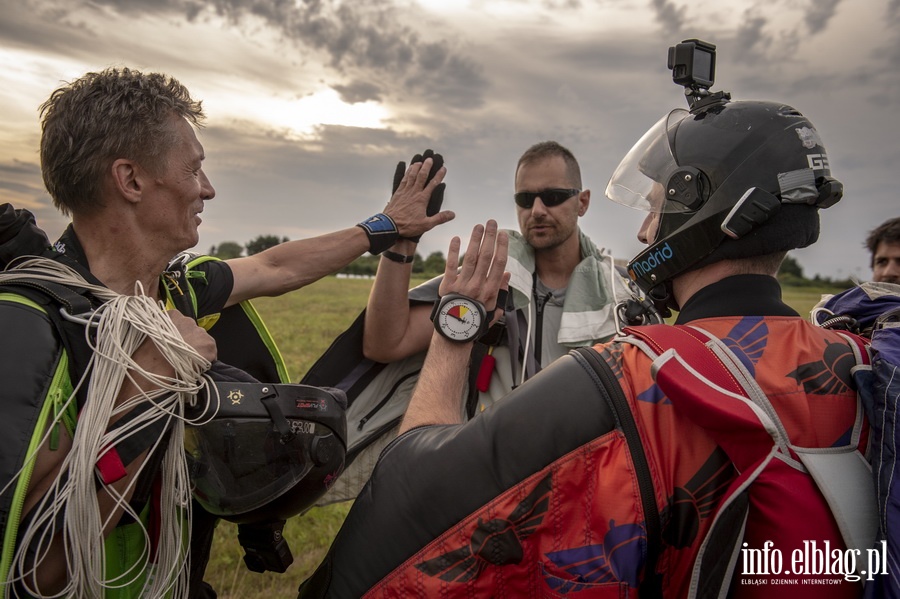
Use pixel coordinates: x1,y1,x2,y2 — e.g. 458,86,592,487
1,0,897,281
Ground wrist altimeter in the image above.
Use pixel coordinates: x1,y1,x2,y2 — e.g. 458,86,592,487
430,293,488,343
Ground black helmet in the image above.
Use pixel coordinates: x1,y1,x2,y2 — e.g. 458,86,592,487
184,381,347,524
606,97,842,308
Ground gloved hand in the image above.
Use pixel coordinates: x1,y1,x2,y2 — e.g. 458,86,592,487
393,149,446,242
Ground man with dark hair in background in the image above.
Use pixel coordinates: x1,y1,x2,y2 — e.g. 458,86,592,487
866,216,900,284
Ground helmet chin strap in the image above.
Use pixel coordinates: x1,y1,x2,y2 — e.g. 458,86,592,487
627,219,723,304
648,282,676,318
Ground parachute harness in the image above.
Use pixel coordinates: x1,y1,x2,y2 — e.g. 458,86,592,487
0,258,221,598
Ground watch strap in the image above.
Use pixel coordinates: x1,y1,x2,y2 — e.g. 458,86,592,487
383,250,414,264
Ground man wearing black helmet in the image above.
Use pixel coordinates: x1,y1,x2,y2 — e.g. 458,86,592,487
300,82,868,599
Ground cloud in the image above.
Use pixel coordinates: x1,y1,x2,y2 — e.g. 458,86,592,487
0,158,71,240
542,0,581,8
803,0,841,34
732,8,771,59
191,0,489,108
7,0,487,110
0,160,46,203
333,80,383,104
649,0,686,33
0,1,93,57
881,0,900,64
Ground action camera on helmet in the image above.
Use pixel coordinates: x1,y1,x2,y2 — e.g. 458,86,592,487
668,39,716,100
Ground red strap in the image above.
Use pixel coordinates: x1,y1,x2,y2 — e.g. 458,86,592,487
623,325,746,398
96,446,128,485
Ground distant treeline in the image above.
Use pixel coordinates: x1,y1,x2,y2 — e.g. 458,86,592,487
778,254,855,289
340,251,447,278
210,236,448,278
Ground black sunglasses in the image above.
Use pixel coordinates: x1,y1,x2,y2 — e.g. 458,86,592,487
514,188,580,209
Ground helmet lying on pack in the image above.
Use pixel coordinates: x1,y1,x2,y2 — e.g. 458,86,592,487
606,95,843,311
184,381,347,524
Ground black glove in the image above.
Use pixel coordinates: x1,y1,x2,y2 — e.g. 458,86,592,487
392,149,446,242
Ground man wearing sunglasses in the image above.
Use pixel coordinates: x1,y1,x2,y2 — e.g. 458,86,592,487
361,140,628,409
300,141,630,509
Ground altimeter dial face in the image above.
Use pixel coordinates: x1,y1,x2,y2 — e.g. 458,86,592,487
433,294,486,342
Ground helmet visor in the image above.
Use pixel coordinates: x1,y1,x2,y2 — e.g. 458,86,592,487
185,418,318,518
605,109,693,214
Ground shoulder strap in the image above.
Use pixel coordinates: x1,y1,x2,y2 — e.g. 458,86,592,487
833,329,872,366
623,324,745,396
162,259,198,320
624,324,790,460
174,253,291,384
0,271,179,459
0,276,101,410
0,276,95,316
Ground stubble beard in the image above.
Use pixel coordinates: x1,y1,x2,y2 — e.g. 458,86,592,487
525,220,574,252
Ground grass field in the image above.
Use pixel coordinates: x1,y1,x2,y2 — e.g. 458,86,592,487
204,277,372,599
203,276,840,598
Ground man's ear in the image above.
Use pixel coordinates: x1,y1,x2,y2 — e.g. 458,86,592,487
111,158,143,205
578,189,591,217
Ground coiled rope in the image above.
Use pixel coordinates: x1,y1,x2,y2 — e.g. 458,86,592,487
1,258,218,598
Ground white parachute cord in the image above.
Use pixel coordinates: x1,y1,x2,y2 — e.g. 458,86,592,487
2,259,211,598
0,258,114,301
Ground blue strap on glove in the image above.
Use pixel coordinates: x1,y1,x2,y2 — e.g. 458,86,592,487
357,213,399,255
